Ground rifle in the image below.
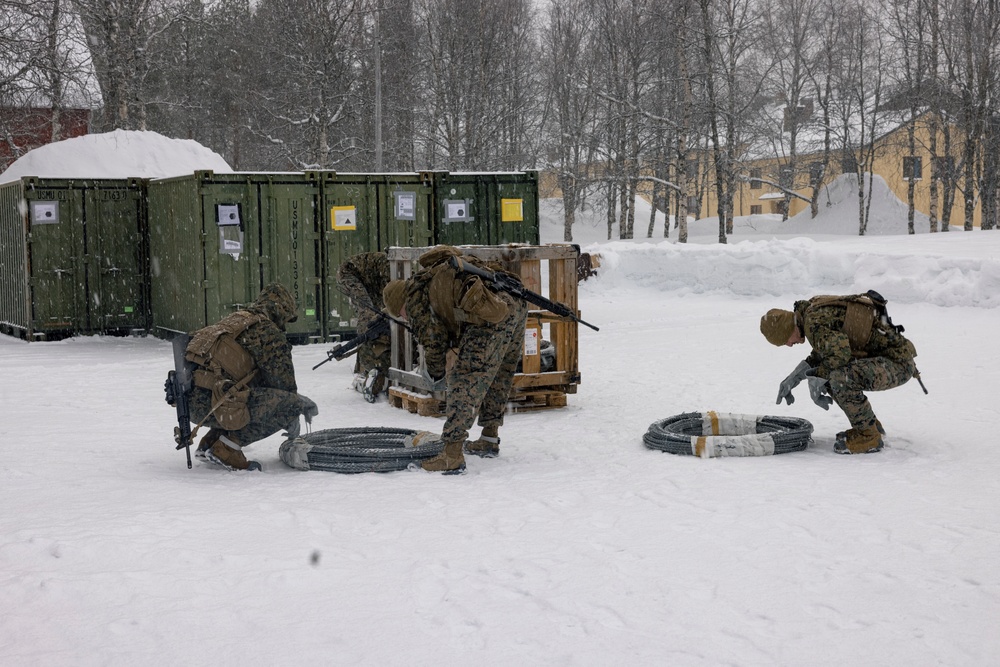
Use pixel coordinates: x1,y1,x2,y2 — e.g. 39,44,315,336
449,256,600,331
164,333,195,469
313,315,391,370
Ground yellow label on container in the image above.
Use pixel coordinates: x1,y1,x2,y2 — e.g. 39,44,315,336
501,198,523,222
331,206,357,231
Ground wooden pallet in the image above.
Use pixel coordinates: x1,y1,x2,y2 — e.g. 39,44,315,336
388,386,446,417
509,390,568,413
388,385,568,417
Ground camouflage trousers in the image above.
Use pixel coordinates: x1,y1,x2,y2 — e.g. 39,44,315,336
354,337,391,376
189,386,301,446
828,357,917,430
442,295,529,444
343,282,391,376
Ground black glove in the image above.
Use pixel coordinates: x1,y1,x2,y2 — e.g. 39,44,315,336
776,360,811,405
298,395,319,423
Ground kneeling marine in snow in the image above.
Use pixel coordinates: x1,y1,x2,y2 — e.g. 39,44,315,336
760,290,924,455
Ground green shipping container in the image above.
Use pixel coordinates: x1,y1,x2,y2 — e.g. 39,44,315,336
313,171,434,339
148,171,323,343
431,171,540,246
0,177,149,340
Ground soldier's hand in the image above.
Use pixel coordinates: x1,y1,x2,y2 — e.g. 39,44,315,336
282,417,301,440
298,395,319,423
806,375,832,410
776,360,812,405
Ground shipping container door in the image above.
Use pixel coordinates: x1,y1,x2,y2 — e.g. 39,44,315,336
86,182,148,333
26,185,85,335
0,182,30,335
378,177,435,250
433,174,489,246
493,173,540,245
259,178,323,342
320,174,378,338
200,180,260,324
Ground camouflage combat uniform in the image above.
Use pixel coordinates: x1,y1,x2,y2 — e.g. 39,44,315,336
404,248,529,445
794,297,917,431
189,283,302,446
337,252,391,376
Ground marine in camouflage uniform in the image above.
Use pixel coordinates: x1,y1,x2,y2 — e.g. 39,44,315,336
336,252,391,387
760,295,918,454
188,283,318,470
383,246,529,474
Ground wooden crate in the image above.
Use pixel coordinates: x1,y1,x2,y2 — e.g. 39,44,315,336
386,244,585,414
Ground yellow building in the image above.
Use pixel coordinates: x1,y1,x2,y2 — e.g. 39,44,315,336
540,111,987,230
722,111,981,228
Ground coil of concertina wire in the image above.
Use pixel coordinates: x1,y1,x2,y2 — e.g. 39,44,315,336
280,427,444,473
643,412,813,457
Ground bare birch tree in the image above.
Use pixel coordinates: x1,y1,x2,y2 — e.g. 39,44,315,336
543,0,600,241
414,0,539,170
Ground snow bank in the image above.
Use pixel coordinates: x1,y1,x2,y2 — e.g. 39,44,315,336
582,236,1000,309
541,173,1000,309
0,129,232,183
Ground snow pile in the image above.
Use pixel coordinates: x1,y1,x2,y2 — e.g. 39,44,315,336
0,129,232,183
576,236,1000,309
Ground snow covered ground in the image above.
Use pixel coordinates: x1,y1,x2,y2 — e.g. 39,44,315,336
3,162,1000,665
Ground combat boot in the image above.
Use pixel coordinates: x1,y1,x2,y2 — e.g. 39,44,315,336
834,425,884,455
835,419,884,444
465,435,499,458
362,368,385,403
195,427,223,459
206,435,262,471
421,440,466,474
465,425,500,458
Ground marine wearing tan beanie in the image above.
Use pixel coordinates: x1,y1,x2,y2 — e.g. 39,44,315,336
382,280,408,318
760,308,796,346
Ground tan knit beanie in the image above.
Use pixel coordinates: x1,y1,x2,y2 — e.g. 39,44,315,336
760,308,796,346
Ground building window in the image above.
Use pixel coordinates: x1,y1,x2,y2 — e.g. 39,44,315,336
750,205,762,215
749,168,762,190
840,152,858,175
902,156,923,181
932,156,954,181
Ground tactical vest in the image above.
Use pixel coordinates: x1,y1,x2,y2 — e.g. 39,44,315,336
804,291,912,358
412,248,509,334
185,310,264,430
806,294,877,351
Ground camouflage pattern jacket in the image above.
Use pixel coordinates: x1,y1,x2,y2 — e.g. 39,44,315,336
233,283,298,392
403,247,512,380
793,297,917,379
337,252,389,327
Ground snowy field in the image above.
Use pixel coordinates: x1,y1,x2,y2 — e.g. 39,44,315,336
3,158,1000,665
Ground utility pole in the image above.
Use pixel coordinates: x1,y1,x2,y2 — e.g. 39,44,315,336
374,1,383,171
